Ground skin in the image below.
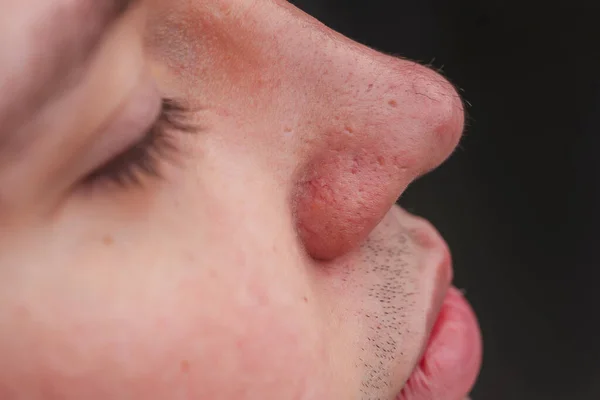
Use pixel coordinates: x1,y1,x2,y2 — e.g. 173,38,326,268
0,1,481,399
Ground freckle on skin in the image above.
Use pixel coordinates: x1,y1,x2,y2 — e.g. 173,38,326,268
102,235,114,246
388,99,398,108
15,305,31,320
180,360,191,374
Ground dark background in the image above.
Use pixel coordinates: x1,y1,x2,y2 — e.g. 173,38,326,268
289,1,600,399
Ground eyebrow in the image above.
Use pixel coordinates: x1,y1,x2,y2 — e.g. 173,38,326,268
0,0,138,148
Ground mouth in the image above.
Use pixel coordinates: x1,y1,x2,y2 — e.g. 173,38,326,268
397,286,482,400
386,206,482,400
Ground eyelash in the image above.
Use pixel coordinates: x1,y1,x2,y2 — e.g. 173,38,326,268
84,98,196,186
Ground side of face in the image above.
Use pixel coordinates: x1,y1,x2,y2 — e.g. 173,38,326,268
0,1,478,399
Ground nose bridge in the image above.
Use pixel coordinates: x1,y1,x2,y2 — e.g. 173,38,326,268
312,42,465,165
267,0,465,162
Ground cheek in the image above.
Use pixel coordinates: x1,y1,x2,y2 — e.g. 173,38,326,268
0,250,330,400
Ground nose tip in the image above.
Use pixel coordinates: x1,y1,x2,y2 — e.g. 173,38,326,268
388,60,465,174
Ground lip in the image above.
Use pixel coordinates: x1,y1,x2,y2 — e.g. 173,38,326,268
397,286,482,400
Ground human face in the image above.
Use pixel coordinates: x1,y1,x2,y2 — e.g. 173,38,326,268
0,1,481,399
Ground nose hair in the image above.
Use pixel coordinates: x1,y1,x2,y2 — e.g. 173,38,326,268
292,41,464,260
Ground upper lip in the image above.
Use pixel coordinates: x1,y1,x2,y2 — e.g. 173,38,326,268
389,206,455,384
408,253,453,380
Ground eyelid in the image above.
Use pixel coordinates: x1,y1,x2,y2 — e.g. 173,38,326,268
82,97,197,187
78,74,163,182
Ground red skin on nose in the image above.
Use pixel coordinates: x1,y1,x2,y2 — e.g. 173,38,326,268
293,145,408,260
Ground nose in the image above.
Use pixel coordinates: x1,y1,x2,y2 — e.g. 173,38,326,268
287,9,465,260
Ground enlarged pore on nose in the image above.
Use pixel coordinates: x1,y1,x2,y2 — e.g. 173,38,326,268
292,59,464,261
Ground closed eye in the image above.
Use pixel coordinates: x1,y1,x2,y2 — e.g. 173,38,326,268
84,98,197,187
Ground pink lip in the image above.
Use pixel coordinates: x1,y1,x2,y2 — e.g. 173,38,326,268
398,286,483,400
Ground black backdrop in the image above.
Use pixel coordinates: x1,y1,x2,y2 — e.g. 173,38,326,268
288,1,600,399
